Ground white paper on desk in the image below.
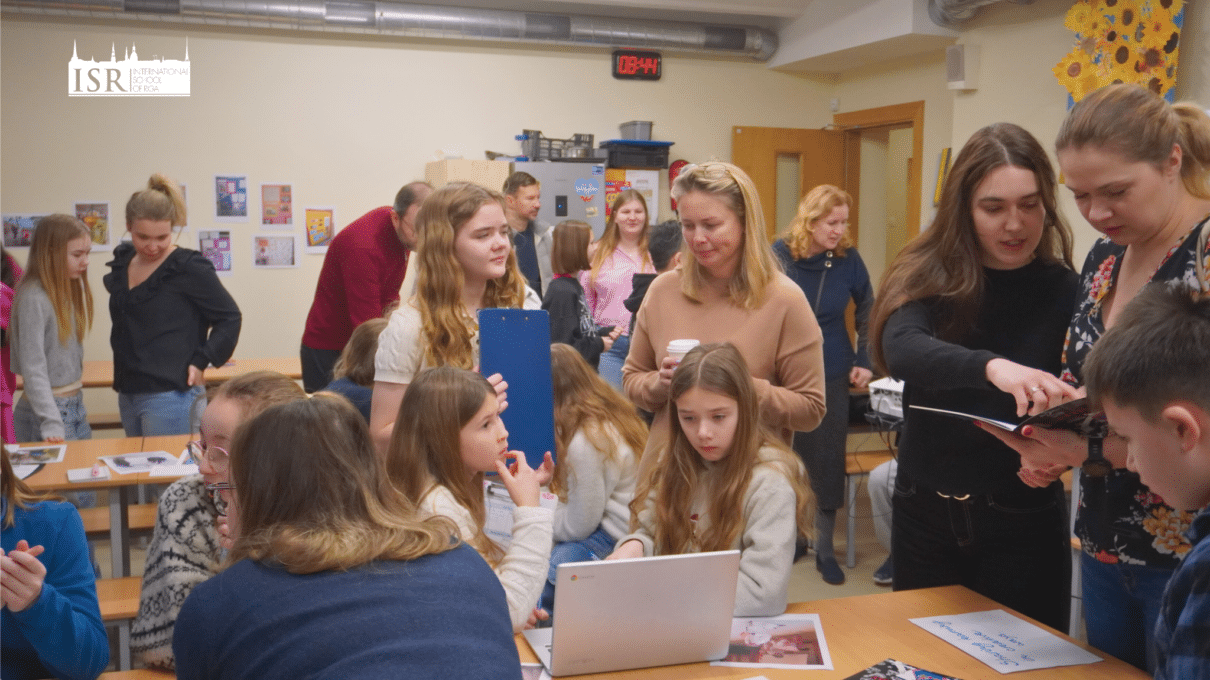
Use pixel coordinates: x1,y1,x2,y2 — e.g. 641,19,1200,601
483,481,557,549
711,613,833,670
10,444,66,465
12,464,41,480
149,449,199,477
909,609,1102,673
519,662,551,680
98,450,175,475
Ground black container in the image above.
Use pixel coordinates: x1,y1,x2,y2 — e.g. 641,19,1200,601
599,139,674,169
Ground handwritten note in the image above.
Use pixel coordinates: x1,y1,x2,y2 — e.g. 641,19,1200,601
909,609,1101,674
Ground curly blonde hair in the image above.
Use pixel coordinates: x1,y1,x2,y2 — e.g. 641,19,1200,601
783,185,853,259
413,182,528,369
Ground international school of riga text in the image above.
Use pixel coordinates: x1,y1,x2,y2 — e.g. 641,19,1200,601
68,39,190,96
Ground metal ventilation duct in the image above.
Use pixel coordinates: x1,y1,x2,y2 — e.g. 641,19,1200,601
2,0,778,61
928,0,1035,29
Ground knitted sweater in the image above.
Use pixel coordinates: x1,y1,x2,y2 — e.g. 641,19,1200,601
420,485,552,631
552,426,638,543
10,281,83,440
131,475,222,669
618,446,801,617
623,269,826,457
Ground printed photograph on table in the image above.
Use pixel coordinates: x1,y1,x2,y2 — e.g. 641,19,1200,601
253,234,297,268
98,451,176,475
214,173,249,221
198,229,234,276
73,201,111,250
304,206,336,253
713,613,833,670
9,444,67,465
260,182,293,227
2,213,46,248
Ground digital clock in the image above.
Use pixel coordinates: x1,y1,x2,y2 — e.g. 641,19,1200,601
612,49,661,81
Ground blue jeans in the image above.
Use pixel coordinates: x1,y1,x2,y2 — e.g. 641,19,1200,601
541,527,617,613
14,392,92,442
119,385,206,436
598,334,630,391
1080,551,1171,672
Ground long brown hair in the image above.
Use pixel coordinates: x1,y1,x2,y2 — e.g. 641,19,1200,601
632,343,812,554
783,184,853,259
1056,83,1210,200
588,190,652,285
15,214,93,345
227,394,456,573
384,366,503,561
210,370,307,422
670,162,782,310
868,122,1074,374
331,317,388,386
414,182,527,370
549,343,648,501
2,448,63,528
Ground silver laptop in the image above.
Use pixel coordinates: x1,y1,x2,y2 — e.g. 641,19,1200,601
523,550,740,676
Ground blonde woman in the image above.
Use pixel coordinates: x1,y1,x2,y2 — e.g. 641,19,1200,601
772,185,874,585
622,161,826,477
11,215,94,443
580,189,655,387
370,182,536,444
104,173,241,436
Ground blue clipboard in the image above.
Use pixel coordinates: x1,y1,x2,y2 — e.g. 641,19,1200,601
478,308,555,469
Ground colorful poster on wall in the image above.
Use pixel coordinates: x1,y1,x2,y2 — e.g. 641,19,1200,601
260,183,293,228
2,214,46,248
74,201,111,250
253,234,297,268
214,174,249,222
198,229,233,277
304,207,336,254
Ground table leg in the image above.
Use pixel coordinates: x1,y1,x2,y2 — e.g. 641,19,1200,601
119,621,132,670
109,486,131,578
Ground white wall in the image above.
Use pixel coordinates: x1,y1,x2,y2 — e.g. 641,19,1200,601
1,15,833,416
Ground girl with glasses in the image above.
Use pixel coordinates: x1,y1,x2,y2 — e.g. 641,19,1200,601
131,371,304,670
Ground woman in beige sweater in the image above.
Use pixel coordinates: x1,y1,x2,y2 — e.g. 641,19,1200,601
623,161,826,475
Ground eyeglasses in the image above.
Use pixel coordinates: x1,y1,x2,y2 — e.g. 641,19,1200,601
188,440,230,473
205,481,235,517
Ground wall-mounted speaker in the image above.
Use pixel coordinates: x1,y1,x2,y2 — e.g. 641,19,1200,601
946,44,979,91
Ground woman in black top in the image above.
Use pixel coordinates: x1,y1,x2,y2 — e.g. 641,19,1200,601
867,123,1079,632
104,174,241,436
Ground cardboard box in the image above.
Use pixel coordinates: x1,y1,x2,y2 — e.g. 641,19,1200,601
424,159,512,191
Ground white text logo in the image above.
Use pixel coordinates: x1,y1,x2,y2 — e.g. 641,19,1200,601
68,40,190,97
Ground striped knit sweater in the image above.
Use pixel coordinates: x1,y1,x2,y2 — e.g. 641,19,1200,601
130,475,222,669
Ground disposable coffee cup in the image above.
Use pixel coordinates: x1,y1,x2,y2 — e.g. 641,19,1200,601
666,339,701,363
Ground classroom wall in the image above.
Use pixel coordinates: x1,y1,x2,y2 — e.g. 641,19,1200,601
1,15,834,416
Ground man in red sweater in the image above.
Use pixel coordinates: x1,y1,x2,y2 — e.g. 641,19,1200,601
299,181,431,392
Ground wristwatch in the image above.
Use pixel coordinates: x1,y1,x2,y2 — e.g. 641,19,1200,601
1082,435,1112,478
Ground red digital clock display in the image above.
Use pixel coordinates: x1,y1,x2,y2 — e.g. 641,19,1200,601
612,49,661,81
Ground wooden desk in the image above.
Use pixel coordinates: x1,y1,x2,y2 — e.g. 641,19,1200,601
22,435,192,577
516,585,1148,679
14,357,302,390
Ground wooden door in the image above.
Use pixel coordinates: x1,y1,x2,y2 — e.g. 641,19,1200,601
730,126,848,242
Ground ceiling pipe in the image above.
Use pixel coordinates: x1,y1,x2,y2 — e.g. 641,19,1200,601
2,0,778,61
928,0,1035,29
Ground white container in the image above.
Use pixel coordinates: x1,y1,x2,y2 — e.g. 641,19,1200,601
620,121,653,140
666,338,700,363
868,377,905,418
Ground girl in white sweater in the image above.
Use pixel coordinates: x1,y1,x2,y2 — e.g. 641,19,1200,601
610,342,814,616
386,366,553,632
542,344,647,613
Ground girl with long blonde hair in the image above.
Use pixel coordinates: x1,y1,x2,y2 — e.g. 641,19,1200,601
541,343,647,613
385,366,554,632
610,343,813,616
12,215,94,443
370,182,534,443
580,189,655,387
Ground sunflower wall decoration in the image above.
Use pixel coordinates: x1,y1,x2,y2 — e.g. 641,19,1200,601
1053,0,1185,104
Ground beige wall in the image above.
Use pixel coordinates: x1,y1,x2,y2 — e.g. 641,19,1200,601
1,15,833,416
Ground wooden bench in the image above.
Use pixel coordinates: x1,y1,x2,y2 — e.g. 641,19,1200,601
80,503,158,538
844,448,896,569
97,576,142,671
89,412,124,430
